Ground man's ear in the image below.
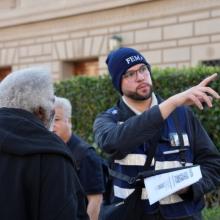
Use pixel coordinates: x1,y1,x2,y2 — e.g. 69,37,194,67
33,106,46,123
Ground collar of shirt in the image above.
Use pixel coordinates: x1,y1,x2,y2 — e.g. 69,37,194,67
122,93,158,115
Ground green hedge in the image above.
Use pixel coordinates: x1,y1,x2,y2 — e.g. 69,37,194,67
203,207,220,220
55,75,119,143
55,65,220,150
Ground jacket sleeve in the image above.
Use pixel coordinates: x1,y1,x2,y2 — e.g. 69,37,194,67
93,105,164,157
78,149,105,194
187,109,220,201
39,154,89,220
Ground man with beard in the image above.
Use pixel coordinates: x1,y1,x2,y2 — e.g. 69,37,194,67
0,68,89,220
93,47,220,220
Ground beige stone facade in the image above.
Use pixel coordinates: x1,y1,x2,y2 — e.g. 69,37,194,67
1,0,220,80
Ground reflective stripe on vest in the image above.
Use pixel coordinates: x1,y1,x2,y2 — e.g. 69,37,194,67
114,185,148,200
114,154,155,166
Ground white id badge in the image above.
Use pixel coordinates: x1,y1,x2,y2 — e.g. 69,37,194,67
169,132,179,146
169,133,189,146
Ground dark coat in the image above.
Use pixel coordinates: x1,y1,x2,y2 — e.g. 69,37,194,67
67,134,105,195
0,108,89,220
93,97,220,219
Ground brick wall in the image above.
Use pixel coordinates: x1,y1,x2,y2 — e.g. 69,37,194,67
0,0,220,80
0,0,16,9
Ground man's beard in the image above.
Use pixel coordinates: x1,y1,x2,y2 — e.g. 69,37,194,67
124,84,153,101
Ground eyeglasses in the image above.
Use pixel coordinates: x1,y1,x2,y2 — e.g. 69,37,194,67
122,65,149,81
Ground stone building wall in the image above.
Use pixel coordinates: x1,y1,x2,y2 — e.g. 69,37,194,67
0,0,220,80
0,0,16,10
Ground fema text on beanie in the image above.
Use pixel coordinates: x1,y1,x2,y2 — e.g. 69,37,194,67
106,47,151,94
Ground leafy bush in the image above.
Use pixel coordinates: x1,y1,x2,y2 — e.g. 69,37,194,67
205,189,220,208
55,65,220,150
203,207,220,220
55,75,119,143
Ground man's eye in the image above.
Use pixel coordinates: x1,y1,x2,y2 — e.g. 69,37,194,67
140,65,147,72
125,71,135,78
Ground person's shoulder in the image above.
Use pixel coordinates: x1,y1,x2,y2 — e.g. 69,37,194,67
106,106,118,114
69,134,95,161
84,146,101,161
97,100,121,117
73,137,99,161
73,139,102,166
72,134,92,149
67,134,85,150
93,106,119,129
96,106,119,117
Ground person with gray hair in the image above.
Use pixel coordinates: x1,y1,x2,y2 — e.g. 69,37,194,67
0,67,54,128
53,96,105,220
0,68,89,220
53,97,73,142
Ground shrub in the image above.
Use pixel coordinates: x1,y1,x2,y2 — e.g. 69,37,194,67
55,75,119,143
203,207,220,220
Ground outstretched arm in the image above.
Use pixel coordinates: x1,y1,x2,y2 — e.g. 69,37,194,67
94,73,219,156
159,73,220,119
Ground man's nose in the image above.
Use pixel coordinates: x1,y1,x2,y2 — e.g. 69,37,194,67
135,71,145,81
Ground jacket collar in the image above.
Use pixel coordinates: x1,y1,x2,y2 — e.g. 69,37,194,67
117,94,162,121
122,93,158,115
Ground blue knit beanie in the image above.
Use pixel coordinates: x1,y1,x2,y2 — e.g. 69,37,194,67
106,47,151,94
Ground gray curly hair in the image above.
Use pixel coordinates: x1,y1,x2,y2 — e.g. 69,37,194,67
0,67,54,121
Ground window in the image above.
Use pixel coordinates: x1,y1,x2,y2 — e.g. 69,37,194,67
201,60,220,67
0,66,12,81
73,59,98,76
62,59,98,78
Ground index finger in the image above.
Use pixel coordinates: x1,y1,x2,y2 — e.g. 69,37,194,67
199,73,218,86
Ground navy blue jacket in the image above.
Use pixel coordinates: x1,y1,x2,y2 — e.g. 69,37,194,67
0,108,89,220
93,97,220,219
67,134,105,195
